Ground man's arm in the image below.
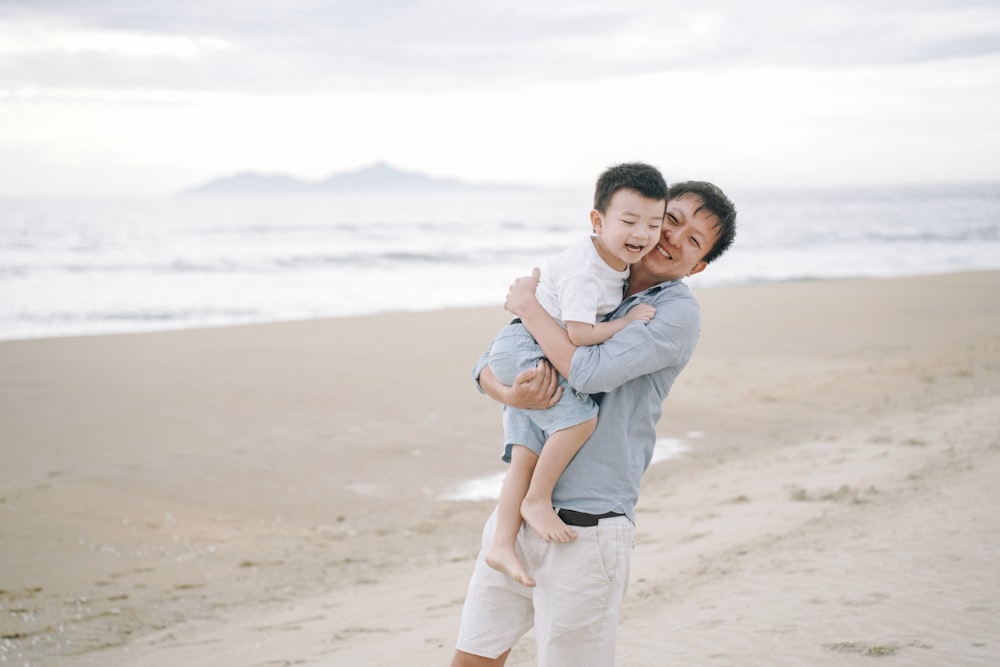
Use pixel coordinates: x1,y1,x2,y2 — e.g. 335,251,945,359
504,268,653,375
478,361,563,409
569,292,700,394
506,269,700,396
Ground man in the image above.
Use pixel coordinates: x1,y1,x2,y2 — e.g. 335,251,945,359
451,181,738,667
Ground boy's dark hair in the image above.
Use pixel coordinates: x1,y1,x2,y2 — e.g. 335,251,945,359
593,162,669,213
668,180,737,265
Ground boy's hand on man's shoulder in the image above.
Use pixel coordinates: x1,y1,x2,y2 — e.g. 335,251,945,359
625,303,656,323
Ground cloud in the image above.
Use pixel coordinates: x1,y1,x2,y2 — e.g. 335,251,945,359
2,0,999,95
1,0,998,195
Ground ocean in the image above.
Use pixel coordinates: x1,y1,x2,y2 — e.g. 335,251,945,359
2,182,999,342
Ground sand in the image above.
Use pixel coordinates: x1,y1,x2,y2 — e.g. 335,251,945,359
1,271,998,666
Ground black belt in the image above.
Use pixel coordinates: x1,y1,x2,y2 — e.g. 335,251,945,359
557,508,625,527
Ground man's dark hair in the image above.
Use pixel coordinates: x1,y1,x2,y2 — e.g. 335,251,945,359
593,162,668,213
668,181,737,264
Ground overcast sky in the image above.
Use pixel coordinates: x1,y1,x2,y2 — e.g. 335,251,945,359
1,0,998,196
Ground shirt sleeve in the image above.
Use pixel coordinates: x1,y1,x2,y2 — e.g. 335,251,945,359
568,293,701,394
472,347,490,394
557,272,604,324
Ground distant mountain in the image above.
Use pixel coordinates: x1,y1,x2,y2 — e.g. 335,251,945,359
317,161,465,191
183,161,517,195
183,172,314,194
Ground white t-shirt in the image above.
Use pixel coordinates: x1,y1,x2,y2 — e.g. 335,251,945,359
535,236,628,326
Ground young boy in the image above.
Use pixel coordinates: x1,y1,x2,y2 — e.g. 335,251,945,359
483,162,668,587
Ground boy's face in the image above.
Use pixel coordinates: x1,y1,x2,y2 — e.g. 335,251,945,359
589,188,665,271
638,193,720,282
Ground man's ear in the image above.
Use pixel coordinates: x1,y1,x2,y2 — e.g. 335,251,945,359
688,260,708,277
589,209,603,233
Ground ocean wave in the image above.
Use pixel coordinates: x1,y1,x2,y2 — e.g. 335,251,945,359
2,184,998,340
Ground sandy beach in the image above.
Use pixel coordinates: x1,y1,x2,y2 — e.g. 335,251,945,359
2,271,998,666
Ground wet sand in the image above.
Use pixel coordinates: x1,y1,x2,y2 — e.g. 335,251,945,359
1,271,998,666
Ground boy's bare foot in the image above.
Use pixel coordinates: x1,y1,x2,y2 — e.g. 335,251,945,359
521,498,577,543
485,545,535,587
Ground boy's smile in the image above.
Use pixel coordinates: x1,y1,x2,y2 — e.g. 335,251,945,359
589,188,665,271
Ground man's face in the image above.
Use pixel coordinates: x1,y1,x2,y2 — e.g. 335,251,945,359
639,193,720,282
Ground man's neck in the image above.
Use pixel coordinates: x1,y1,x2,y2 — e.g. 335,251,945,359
626,269,685,296
625,270,663,297
625,280,652,297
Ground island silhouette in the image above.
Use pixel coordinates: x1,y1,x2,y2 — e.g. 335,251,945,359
183,161,535,194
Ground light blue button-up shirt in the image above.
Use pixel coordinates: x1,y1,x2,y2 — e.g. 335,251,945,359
475,279,701,522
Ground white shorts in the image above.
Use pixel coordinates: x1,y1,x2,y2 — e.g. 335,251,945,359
455,507,635,666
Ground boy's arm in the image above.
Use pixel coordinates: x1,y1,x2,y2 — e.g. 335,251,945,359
507,269,700,395
565,304,656,346
505,270,576,377
504,269,654,374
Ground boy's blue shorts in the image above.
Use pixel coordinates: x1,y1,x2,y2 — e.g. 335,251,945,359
487,323,598,462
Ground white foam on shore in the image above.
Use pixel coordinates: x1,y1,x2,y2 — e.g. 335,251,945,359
441,471,507,502
442,437,691,502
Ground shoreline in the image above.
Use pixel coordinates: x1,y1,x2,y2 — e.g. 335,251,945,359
2,270,998,666
3,268,998,344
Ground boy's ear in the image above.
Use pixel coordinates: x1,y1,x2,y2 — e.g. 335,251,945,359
589,208,603,233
